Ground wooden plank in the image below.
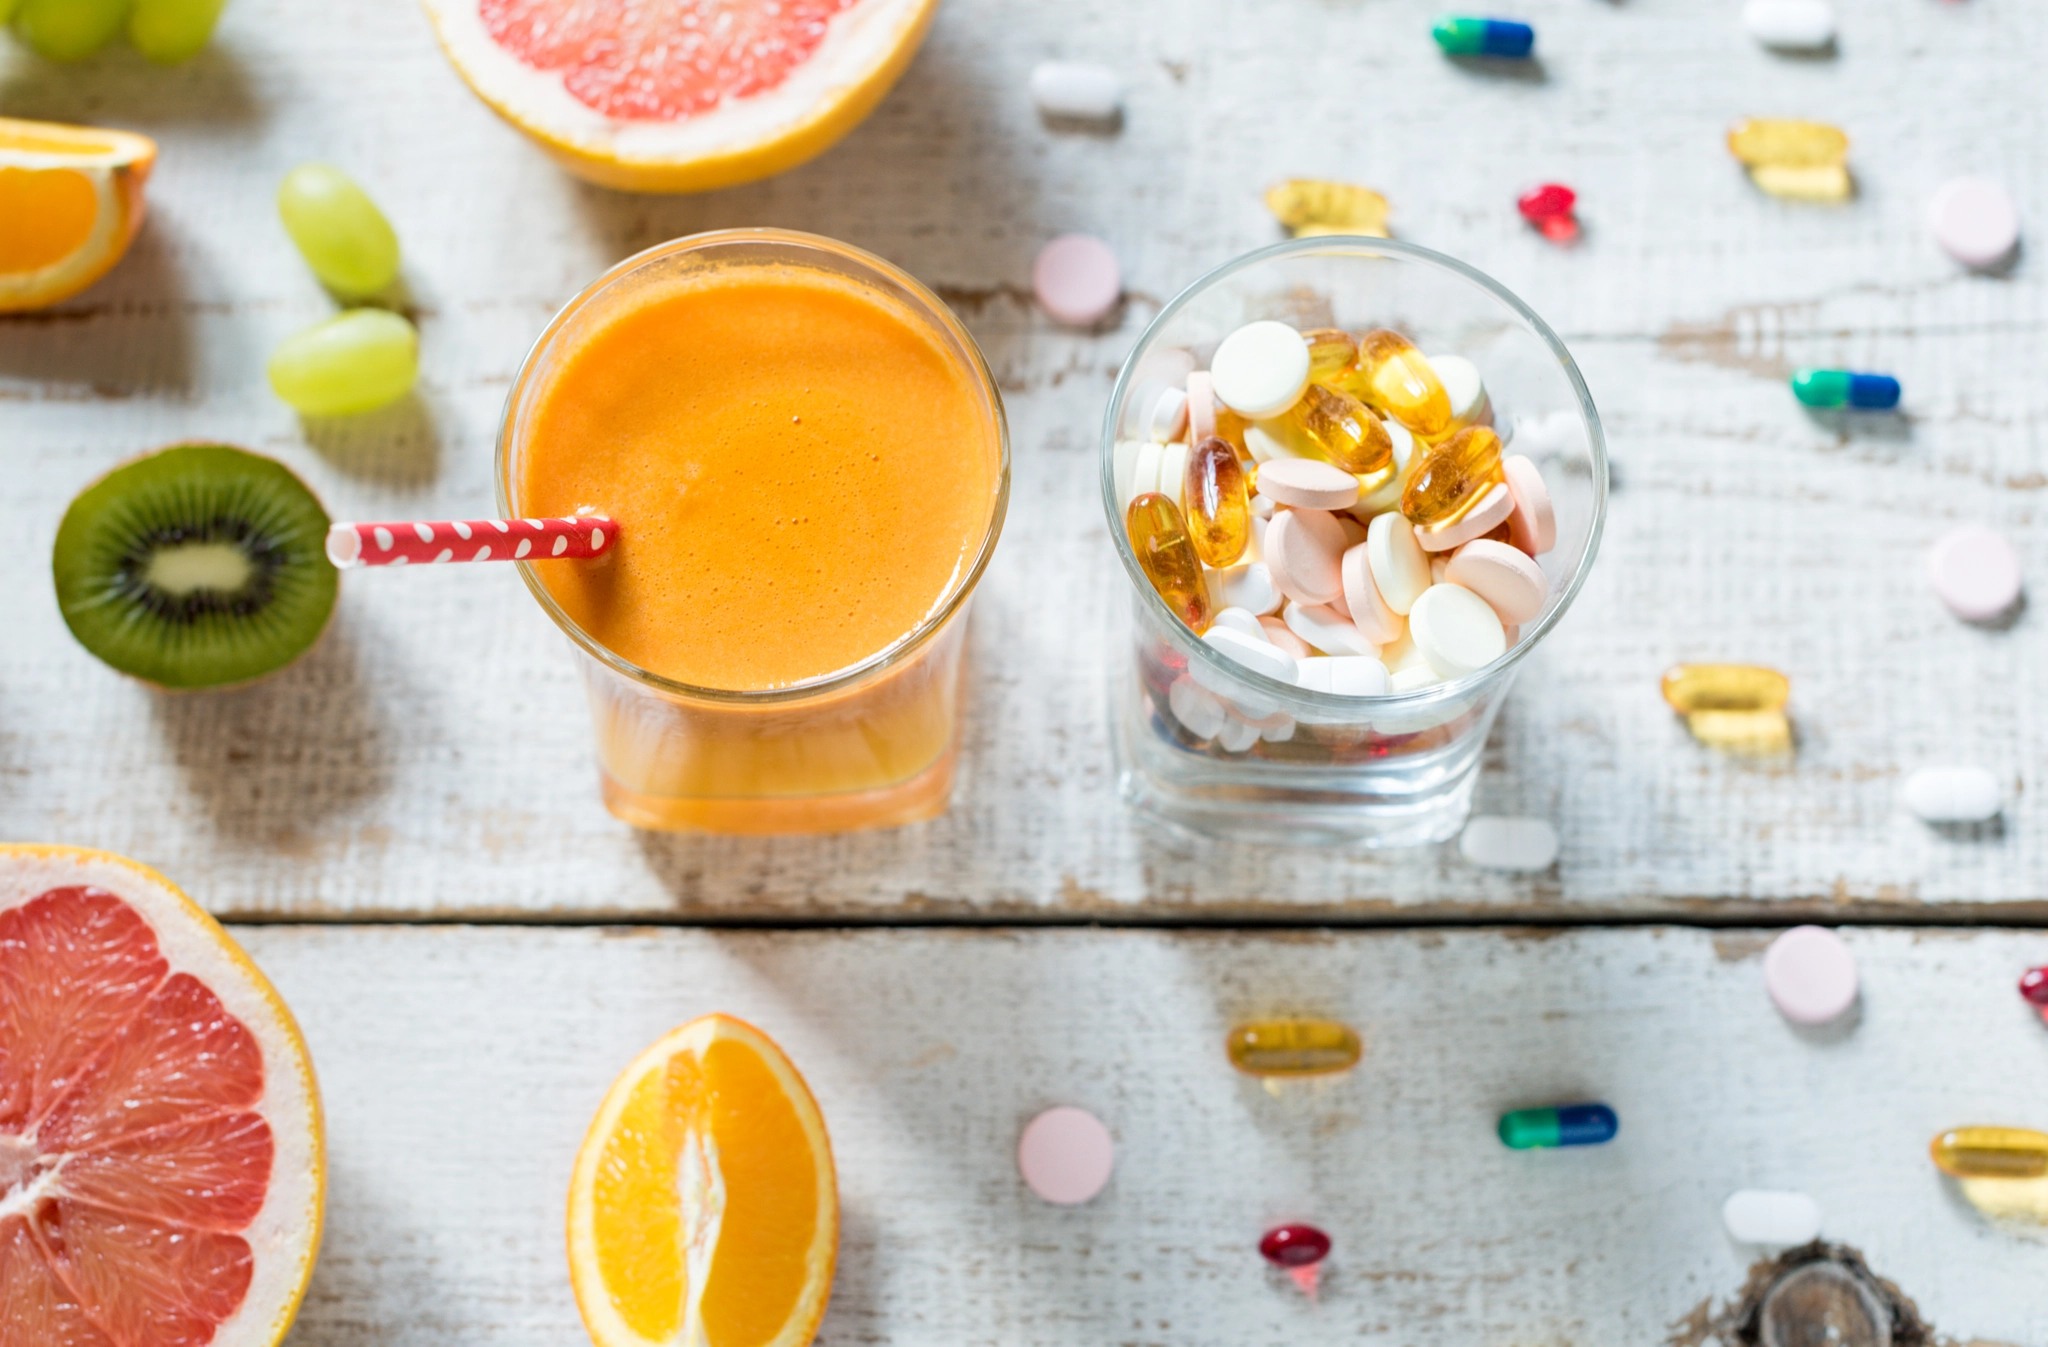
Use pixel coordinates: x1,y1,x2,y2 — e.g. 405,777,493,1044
2,0,2044,918
241,924,2048,1345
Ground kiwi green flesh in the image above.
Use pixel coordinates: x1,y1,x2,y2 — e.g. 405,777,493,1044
54,444,339,690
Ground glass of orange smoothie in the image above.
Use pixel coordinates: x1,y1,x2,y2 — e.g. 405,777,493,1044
497,230,1009,834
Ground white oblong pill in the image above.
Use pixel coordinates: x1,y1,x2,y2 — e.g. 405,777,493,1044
1029,61,1123,121
1325,654,1390,697
1111,440,1144,511
1458,815,1560,870
1217,712,1263,752
1209,606,1266,640
1128,441,1165,506
1427,353,1490,426
1256,457,1361,510
1167,674,1227,738
1901,766,2003,823
1282,599,1376,657
1445,539,1548,625
1722,1190,1821,1247
1294,657,1333,693
1366,510,1431,614
1211,321,1311,419
1742,0,1835,50
1203,625,1299,683
1158,442,1191,506
1148,386,1189,443
1389,664,1443,693
1409,583,1507,679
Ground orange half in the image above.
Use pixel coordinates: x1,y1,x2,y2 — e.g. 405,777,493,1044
567,1014,837,1347
0,118,157,312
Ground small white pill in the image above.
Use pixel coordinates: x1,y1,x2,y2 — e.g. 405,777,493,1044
1325,654,1390,697
1209,562,1282,616
1029,61,1123,121
1203,625,1298,683
1409,583,1506,679
1742,0,1835,51
1209,607,1267,640
1427,353,1490,426
1366,511,1432,615
1128,441,1164,506
1256,712,1296,742
1722,1190,1821,1247
1167,675,1226,738
1389,664,1442,693
1148,386,1189,443
1458,816,1560,871
1211,321,1311,419
1111,440,1144,511
1283,600,1376,657
1294,657,1333,693
1901,766,2003,824
1215,713,1262,752
1157,442,1190,506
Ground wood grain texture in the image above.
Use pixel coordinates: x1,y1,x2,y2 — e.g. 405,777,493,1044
2,0,2044,918
243,924,2048,1346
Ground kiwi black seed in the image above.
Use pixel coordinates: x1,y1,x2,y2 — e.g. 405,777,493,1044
53,443,339,690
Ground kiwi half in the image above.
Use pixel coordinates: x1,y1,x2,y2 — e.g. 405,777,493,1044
53,444,339,689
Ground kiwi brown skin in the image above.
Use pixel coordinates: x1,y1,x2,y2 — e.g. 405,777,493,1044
52,443,341,692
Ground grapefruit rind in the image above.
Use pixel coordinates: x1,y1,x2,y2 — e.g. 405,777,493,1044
418,0,938,193
566,1013,838,1347
0,844,325,1347
0,119,157,312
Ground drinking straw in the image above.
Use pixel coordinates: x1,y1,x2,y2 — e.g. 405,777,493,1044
326,515,614,568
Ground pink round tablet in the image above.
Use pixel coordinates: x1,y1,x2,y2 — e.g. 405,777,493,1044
1256,458,1361,510
1265,509,1347,605
1763,926,1858,1025
1928,525,2022,621
1414,481,1514,553
1445,539,1548,625
1033,234,1122,326
1503,455,1557,556
1018,1106,1115,1205
1929,176,2020,269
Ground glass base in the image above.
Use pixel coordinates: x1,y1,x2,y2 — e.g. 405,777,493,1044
599,748,956,834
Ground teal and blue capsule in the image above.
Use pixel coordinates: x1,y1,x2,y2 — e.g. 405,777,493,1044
1433,16,1536,58
1791,368,1901,410
1498,1103,1618,1149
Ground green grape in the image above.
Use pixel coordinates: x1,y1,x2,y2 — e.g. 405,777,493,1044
277,163,401,299
0,0,21,26
268,309,418,417
127,0,228,62
14,0,130,60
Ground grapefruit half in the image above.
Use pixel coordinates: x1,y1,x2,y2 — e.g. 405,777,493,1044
0,845,324,1347
421,0,940,192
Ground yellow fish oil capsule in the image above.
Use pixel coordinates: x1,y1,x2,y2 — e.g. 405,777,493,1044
1226,1019,1363,1077
1660,664,1791,713
1265,179,1389,238
1343,329,1453,437
1301,328,1358,380
1183,436,1251,567
1930,1126,2048,1179
1400,425,1504,527
1214,405,1252,457
1727,118,1849,167
1289,382,1394,479
1685,709,1792,755
1749,164,1853,202
1126,491,1210,632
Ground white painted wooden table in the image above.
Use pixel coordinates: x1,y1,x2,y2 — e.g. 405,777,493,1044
5,0,2048,1341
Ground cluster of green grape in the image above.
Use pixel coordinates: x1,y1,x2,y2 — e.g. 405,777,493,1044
269,164,419,417
5,0,228,63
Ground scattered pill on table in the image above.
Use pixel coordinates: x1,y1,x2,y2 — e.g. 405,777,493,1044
1226,1019,1363,1076
1265,179,1390,238
1458,815,1560,871
1927,525,2022,621
1901,766,2002,824
1499,1104,1617,1149
1685,708,1793,755
1763,926,1857,1025
1211,320,1313,418
1928,176,2019,269
1928,1126,2048,1180
1661,664,1791,713
1032,233,1121,326
1790,368,1899,410
1259,1223,1331,1295
1028,60,1122,122
1515,183,1578,242
1433,15,1535,58
1017,1106,1115,1204
1728,119,1852,201
1722,1190,1823,1246
2021,968,2048,1006
1741,0,1835,51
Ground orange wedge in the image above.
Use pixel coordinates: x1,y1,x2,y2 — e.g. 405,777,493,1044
568,1014,837,1347
0,118,156,312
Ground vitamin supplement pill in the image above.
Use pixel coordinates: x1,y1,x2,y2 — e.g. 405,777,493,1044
1366,511,1432,614
1302,328,1358,380
1323,655,1391,696
1205,625,1298,684
1901,766,2002,824
1210,607,1267,641
1728,119,1849,168
1028,60,1122,121
1502,454,1556,555
1018,1106,1115,1204
1929,1126,2048,1180
1340,543,1405,645
1517,183,1576,223
1126,492,1210,632
1389,665,1442,693
1446,539,1547,625
1111,440,1146,511
1126,441,1166,507
1660,664,1790,713
1168,675,1228,738
1499,1104,1617,1149
1283,600,1375,658
1687,709,1793,754
1722,1190,1822,1246
2020,968,2048,1007
1429,354,1491,428
1290,382,1395,477
1212,321,1312,418
1748,164,1853,203
1763,926,1857,1025
1790,368,1900,409
1380,630,1428,674
1259,615,1312,658
1458,815,1559,871
1929,176,2020,268
1430,555,1450,586
1409,583,1506,679
1148,386,1189,443
1433,15,1535,58
1259,1223,1332,1267
1348,330,1453,437
1228,1019,1362,1076
268,308,419,417
1033,233,1121,326
1256,458,1361,510
1265,179,1390,239
1414,482,1514,553
1186,371,1217,442
277,163,402,299
1402,424,1505,528
1928,526,2022,621
1264,509,1348,606
1742,0,1835,50
1183,437,1251,567
1216,712,1262,753
1242,422,1299,465
1211,561,1283,616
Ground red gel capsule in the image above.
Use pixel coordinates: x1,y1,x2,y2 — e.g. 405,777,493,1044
2020,967,2048,1006
1259,1223,1331,1268
1517,183,1576,221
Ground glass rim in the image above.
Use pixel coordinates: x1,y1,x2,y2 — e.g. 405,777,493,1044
1099,234,1609,710
496,227,1012,705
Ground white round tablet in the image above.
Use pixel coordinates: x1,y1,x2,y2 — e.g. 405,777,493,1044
1763,926,1857,1025
1408,583,1507,679
1210,321,1311,419
1929,176,2020,269
1018,1106,1115,1205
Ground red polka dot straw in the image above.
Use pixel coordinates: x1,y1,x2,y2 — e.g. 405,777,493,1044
324,515,615,568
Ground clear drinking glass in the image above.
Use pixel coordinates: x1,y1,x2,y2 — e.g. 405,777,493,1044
1102,237,1607,847
498,230,1010,834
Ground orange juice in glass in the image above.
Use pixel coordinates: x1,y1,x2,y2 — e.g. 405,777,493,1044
498,230,1009,833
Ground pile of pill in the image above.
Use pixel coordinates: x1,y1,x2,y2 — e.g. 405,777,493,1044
1114,320,1559,749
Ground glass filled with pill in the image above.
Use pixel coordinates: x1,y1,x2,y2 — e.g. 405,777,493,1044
1102,237,1605,846
499,230,1009,832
